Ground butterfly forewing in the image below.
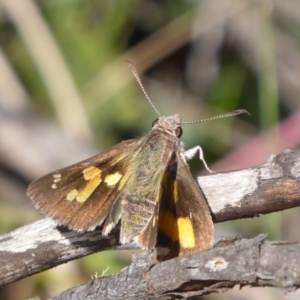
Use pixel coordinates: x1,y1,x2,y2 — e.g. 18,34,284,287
27,139,142,232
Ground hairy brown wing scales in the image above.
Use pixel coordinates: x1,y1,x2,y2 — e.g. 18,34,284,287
27,139,141,231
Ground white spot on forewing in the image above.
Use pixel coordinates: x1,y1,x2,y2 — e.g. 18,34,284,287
51,173,61,188
197,169,257,214
205,256,229,271
53,174,61,182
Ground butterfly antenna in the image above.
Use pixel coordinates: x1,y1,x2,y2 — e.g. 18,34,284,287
180,109,250,125
126,61,161,116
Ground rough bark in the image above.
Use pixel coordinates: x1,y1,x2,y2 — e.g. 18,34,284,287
51,235,300,300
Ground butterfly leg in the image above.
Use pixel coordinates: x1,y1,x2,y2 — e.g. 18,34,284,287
184,146,214,173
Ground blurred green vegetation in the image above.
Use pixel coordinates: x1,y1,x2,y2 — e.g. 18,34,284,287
0,0,300,299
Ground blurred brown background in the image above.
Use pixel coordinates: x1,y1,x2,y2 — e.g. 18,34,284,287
0,0,300,299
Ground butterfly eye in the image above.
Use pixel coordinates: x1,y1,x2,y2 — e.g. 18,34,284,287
175,126,182,138
152,119,158,127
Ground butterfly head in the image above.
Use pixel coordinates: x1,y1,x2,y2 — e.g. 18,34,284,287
152,114,183,138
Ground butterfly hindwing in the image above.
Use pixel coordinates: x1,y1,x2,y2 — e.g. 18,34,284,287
156,152,214,260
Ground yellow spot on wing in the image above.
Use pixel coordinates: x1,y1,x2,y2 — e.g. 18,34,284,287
177,217,195,248
76,176,101,202
75,166,102,202
104,172,122,186
67,189,79,201
83,166,102,180
65,166,102,203
158,212,195,249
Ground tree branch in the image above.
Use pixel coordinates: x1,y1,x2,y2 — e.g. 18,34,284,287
51,235,300,300
0,149,300,292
